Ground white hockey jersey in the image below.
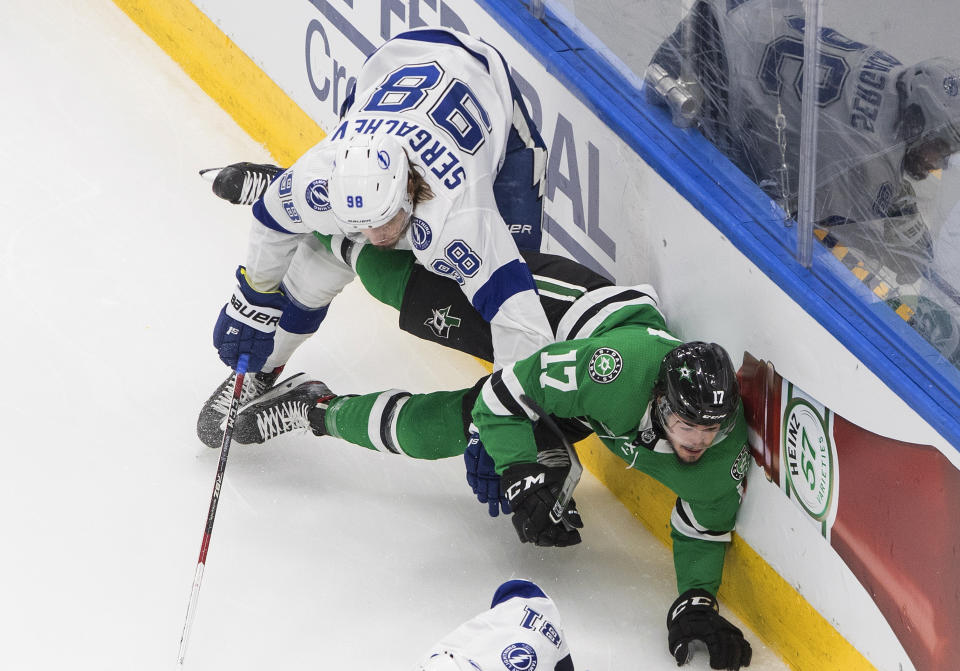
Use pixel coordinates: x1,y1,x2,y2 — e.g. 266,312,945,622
652,0,913,225
245,28,553,366
413,580,574,671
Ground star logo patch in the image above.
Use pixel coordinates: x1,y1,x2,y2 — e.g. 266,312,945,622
589,347,622,383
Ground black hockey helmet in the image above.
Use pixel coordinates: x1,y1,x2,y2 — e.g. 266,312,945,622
654,342,740,438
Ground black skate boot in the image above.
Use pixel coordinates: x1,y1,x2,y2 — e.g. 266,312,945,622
196,366,285,449
234,373,337,445
200,162,282,205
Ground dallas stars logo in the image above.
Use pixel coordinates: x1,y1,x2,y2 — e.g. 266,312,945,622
677,363,693,381
589,347,623,383
425,306,461,339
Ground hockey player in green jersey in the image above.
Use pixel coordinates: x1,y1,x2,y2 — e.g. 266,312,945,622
232,280,753,669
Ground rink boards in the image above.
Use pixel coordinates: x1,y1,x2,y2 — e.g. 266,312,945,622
110,1,960,669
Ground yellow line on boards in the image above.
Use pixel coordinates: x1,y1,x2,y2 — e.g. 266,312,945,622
111,0,325,165
579,439,876,671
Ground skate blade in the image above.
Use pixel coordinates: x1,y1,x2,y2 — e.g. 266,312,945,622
198,167,223,182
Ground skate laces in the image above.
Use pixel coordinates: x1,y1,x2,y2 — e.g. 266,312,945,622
239,169,271,205
255,400,312,441
211,373,273,415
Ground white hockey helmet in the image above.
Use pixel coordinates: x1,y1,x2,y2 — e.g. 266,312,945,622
415,650,482,671
899,57,960,151
328,133,413,232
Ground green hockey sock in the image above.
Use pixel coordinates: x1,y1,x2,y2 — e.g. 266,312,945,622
325,388,471,459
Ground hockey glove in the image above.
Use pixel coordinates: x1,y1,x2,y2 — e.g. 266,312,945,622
213,266,288,372
464,433,510,517
667,589,752,670
501,463,582,547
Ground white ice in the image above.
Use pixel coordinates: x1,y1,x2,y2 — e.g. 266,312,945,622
0,2,788,669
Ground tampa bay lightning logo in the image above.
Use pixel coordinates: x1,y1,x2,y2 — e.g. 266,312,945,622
410,217,432,250
377,149,391,170
501,643,537,670
305,178,331,212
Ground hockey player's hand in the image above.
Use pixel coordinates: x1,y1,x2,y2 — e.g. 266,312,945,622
213,266,288,372
667,589,752,670
464,433,510,517
501,463,582,547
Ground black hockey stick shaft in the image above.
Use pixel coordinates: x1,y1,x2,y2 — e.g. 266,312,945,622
519,394,583,531
176,354,249,668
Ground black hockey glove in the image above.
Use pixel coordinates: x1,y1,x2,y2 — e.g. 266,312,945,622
501,463,582,547
667,589,752,670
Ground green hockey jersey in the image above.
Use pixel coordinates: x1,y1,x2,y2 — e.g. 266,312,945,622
472,296,750,595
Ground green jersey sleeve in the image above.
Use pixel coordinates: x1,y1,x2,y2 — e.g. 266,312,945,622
667,420,750,594
472,324,681,472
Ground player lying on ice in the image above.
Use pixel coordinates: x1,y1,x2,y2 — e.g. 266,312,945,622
226,274,753,669
413,579,574,671
198,26,552,449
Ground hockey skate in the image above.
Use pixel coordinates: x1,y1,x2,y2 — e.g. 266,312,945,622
199,162,282,205
234,373,337,445
196,366,285,448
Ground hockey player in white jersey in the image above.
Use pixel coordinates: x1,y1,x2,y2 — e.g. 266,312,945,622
413,579,574,671
199,27,551,448
646,0,960,284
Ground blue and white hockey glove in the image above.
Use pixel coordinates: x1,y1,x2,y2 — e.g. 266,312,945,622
464,433,510,517
213,266,288,372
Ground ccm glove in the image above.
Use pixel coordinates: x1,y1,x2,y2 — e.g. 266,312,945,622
464,433,510,517
667,589,752,670
501,463,582,547
213,266,288,371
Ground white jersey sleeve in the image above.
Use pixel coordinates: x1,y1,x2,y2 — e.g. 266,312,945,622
244,148,357,302
405,175,553,366
414,580,574,671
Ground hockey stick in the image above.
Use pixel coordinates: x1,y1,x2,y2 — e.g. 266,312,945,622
176,353,249,668
518,394,583,531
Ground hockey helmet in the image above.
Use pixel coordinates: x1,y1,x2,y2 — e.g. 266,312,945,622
329,133,413,232
654,342,740,442
415,650,482,671
899,58,960,167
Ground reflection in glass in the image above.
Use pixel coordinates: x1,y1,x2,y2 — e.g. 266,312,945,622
638,0,960,368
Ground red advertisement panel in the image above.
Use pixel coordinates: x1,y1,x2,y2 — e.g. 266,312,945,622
738,353,960,671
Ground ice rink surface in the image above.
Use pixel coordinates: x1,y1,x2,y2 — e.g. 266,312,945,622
0,2,789,669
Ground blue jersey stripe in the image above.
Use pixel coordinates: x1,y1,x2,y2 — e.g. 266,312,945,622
471,259,537,321
253,199,297,234
392,29,490,72
490,579,547,607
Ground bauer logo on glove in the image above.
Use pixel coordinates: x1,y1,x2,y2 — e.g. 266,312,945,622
227,293,282,328
213,266,290,372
